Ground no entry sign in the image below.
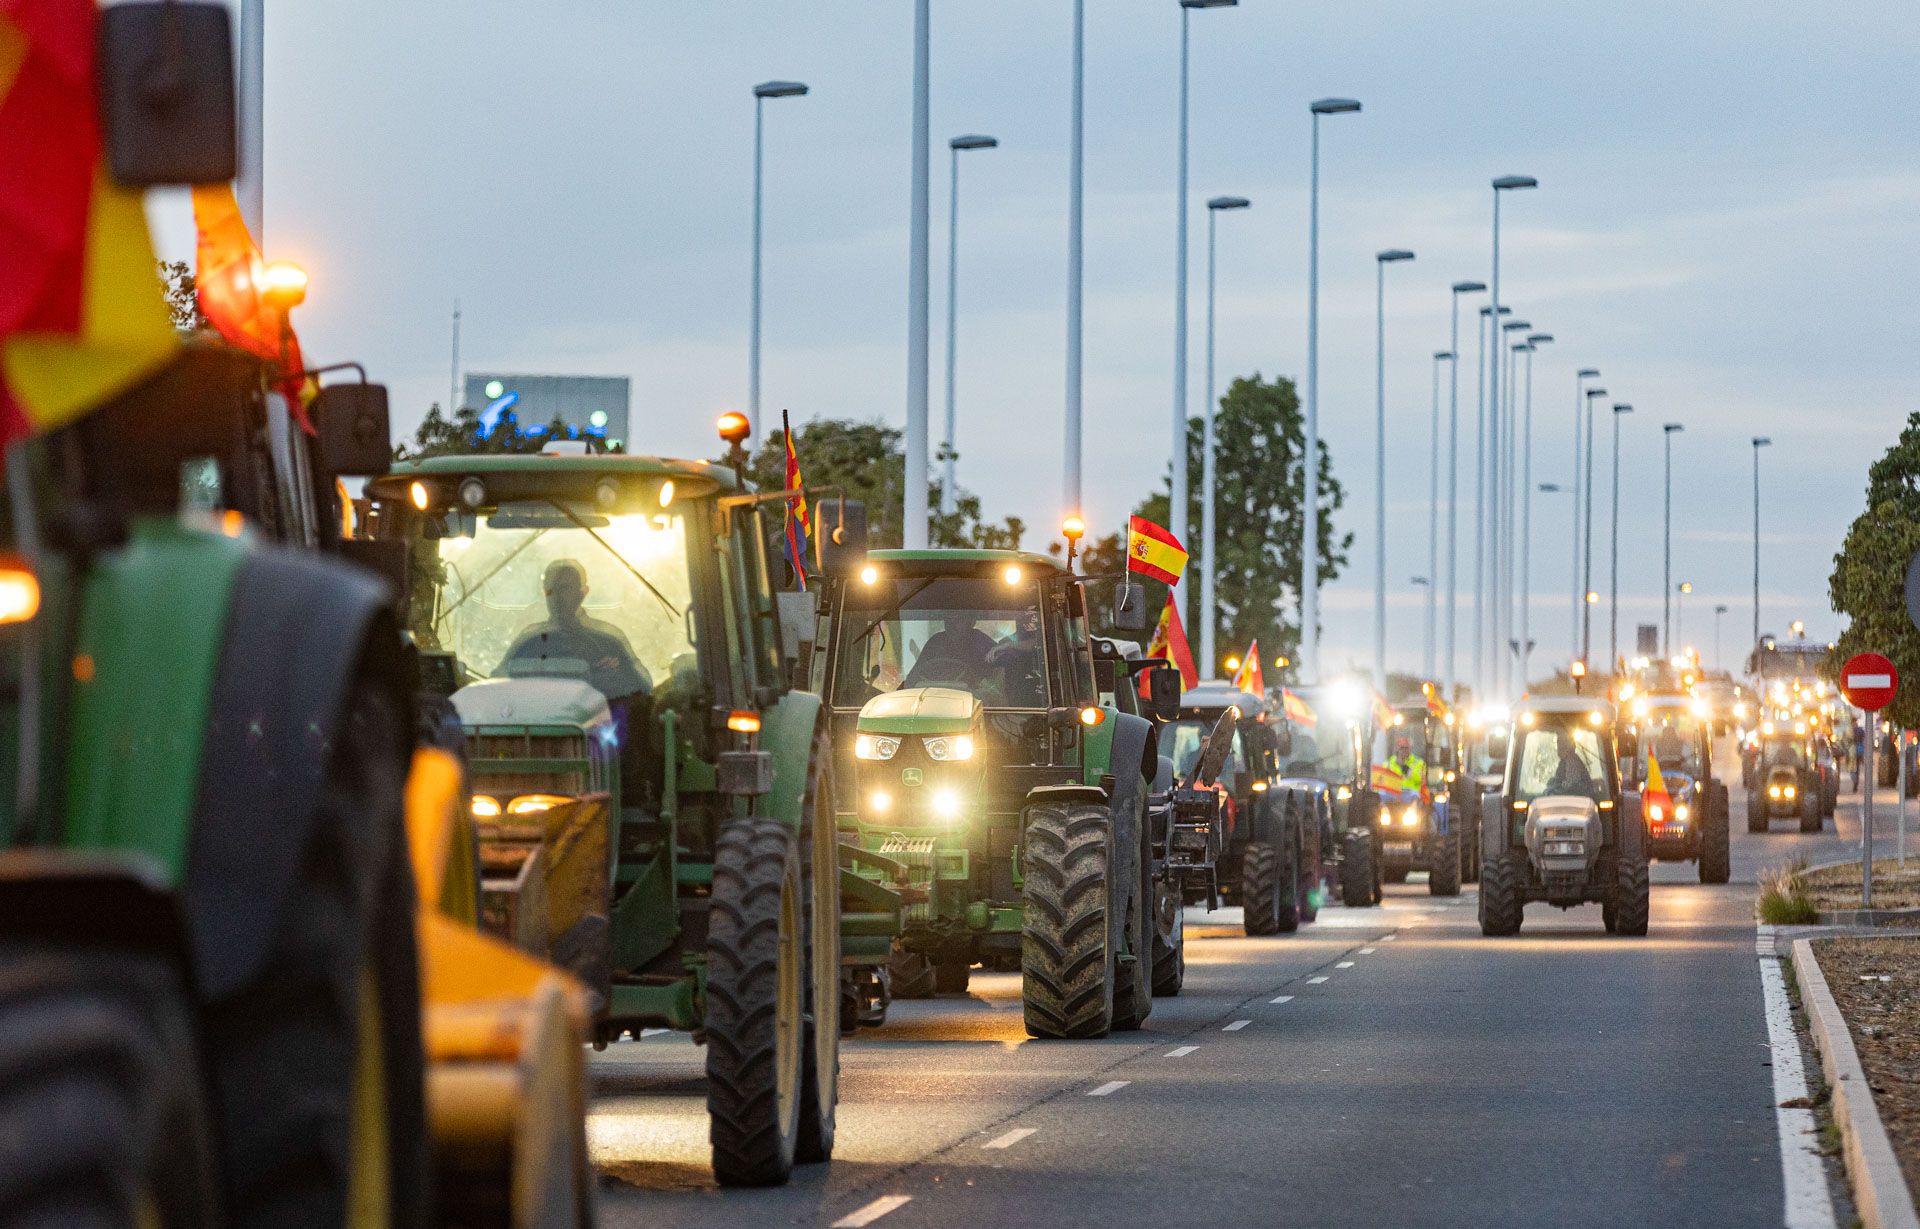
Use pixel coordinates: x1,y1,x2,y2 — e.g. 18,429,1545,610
1841,652,1898,711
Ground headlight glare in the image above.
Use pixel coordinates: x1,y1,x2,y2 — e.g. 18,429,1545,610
932,789,962,820
507,793,573,815
1400,807,1420,828
924,734,975,762
855,733,901,761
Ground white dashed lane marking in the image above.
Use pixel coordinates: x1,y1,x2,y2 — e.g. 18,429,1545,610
1269,995,1294,1004
833,1196,913,1227
1223,1019,1251,1032
1087,1080,1130,1097
1165,1045,1199,1057
1359,947,1376,954
1306,976,1329,984
1381,934,1397,941
983,1128,1035,1150
1335,961,1355,969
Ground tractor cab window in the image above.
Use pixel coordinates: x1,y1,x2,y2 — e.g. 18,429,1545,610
408,501,699,705
1761,738,1809,770
1511,722,1611,804
830,575,1049,710
1156,717,1243,783
1465,725,1510,776
1635,711,1703,776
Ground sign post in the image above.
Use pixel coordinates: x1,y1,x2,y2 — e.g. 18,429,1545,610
1841,652,1899,908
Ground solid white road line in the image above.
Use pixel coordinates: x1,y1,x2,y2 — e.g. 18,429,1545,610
983,1128,1036,1150
1165,1045,1199,1057
1223,1019,1251,1032
1335,961,1355,969
1269,995,1294,1004
1359,947,1376,954
833,1195,913,1227
1306,976,1329,984
1755,924,1838,1229
1087,1080,1130,1096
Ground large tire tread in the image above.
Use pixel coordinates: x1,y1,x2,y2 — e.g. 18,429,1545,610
1341,828,1376,909
1429,827,1462,896
1022,803,1115,1040
1478,853,1525,936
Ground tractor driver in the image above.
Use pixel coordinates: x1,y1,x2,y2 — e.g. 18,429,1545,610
1386,733,1426,798
1543,729,1597,797
501,558,649,700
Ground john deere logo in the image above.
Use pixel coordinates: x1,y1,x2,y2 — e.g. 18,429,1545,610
902,767,924,788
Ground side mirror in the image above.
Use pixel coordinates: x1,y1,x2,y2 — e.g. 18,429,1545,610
97,3,238,187
1147,665,1182,722
1112,581,1150,633
817,500,869,577
312,382,392,477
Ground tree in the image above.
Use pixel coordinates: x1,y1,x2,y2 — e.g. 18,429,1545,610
158,260,209,334
1135,373,1348,674
1829,410,1920,729
742,416,1023,551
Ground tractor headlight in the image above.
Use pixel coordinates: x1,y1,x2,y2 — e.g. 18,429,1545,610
1378,810,1392,827
1400,807,1420,828
1784,785,1796,799
1674,803,1689,822
868,789,893,815
507,793,573,815
924,735,975,762
1768,785,1781,798
471,794,502,818
932,789,962,821
855,734,901,761
1647,803,1664,822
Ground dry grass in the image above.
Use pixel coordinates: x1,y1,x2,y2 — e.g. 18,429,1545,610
1802,859,1920,912
1757,858,1819,925
1811,936,1920,1199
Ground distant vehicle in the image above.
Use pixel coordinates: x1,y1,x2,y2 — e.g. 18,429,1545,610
1452,711,1512,886
1746,724,1824,833
1620,694,1730,884
1378,699,1460,896
1279,681,1386,908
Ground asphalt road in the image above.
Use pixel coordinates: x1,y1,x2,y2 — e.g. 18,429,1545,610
589,767,1914,1228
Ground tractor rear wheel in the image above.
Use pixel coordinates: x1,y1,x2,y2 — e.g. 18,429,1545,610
1150,882,1185,997
1746,791,1767,834
1110,787,1154,1032
888,950,936,1000
1700,785,1731,885
1240,842,1283,935
199,675,429,1229
796,728,840,1165
1428,828,1461,896
1478,852,1525,936
1613,802,1651,937
1021,802,1116,1039
0,945,217,1227
1341,828,1377,909
933,959,972,995
706,818,806,1186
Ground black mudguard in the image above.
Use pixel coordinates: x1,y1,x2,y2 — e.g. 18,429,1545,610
0,848,186,955
182,547,409,1002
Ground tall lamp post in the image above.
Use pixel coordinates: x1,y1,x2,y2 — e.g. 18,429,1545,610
1301,97,1363,682
1519,332,1552,686
1571,368,1600,658
1427,347,1454,681
1472,302,1509,698
1582,385,1607,663
1065,0,1086,519
1713,602,1729,670
1662,422,1684,657
1609,402,1634,670
1169,0,1239,621
1201,194,1251,672
904,0,932,548
1373,248,1416,691
941,133,999,517
1676,581,1693,656
1487,174,1538,699
1497,317,1532,697
1445,280,1485,702
749,80,809,441
1752,436,1772,648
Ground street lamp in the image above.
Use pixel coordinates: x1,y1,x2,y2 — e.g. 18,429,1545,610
1519,332,1552,687
1487,173,1537,698
1571,368,1599,660
1373,248,1416,692
1752,436,1772,649
1676,581,1693,656
1065,0,1086,522
1200,194,1251,672
1427,347,1455,683
1713,602,1729,670
1662,422,1684,657
940,133,999,519
1301,96,1363,683
1411,575,1431,676
1581,385,1607,663
1610,403,1634,670
1169,0,1239,621
905,0,933,548
749,79,809,442
1472,302,1510,698
1496,317,1531,697
1445,280,1485,703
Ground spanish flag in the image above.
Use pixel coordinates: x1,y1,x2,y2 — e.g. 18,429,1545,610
1145,593,1198,688
1230,640,1265,697
1281,687,1316,728
780,410,811,590
0,0,176,448
1644,750,1673,828
1126,515,1188,585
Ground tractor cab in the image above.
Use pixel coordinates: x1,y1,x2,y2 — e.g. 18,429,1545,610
1621,693,1731,882
1277,681,1385,907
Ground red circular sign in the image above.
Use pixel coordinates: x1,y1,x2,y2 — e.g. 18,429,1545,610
1841,652,1899,711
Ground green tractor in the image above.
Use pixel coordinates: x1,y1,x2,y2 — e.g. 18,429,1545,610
813,548,1166,1038
1276,681,1386,908
366,440,870,1186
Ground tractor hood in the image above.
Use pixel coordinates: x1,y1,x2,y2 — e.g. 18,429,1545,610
1524,795,1601,875
857,686,980,736
451,676,613,732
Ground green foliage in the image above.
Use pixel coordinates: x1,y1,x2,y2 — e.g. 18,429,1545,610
1135,373,1349,672
742,416,1023,550
1828,410,1920,729
1756,858,1818,924
158,260,208,334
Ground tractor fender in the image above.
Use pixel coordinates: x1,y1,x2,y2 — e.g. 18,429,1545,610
759,690,825,829
0,848,186,956
183,545,408,1002
1103,712,1154,831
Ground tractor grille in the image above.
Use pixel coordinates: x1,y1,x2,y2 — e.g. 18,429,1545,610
466,730,592,798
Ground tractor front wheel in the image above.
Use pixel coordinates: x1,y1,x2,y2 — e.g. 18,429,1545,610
1478,852,1525,936
1021,802,1117,1039
796,728,841,1165
1613,802,1652,937
1150,879,1186,997
1746,791,1768,834
1240,841,1283,935
1341,827,1378,909
1700,785,1731,885
706,818,806,1186
933,958,972,995
1428,827,1461,896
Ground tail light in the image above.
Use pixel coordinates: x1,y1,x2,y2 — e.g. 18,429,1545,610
0,559,40,625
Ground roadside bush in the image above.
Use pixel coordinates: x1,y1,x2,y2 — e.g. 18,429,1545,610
1757,858,1819,925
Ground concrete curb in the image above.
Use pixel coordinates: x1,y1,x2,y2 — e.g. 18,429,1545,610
1817,906,1920,927
1792,938,1920,1229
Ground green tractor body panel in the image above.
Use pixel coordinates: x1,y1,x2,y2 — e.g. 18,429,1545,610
60,517,249,879
856,686,979,736
760,689,823,828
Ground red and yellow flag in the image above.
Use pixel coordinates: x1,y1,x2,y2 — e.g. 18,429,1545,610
1281,687,1316,728
1126,515,1188,586
0,0,176,448
1230,639,1265,697
1644,751,1673,827
191,182,312,418
1145,593,1199,689
781,410,811,590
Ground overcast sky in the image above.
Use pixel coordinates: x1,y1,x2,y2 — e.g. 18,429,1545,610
150,1,1920,679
